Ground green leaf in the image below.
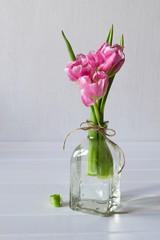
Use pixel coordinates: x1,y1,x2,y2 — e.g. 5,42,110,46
120,34,124,46
61,30,76,61
106,24,113,46
106,27,111,43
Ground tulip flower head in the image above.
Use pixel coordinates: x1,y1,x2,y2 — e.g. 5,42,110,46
97,43,125,77
64,40,125,107
64,54,93,82
78,71,109,107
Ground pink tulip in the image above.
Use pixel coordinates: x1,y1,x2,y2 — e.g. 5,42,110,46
64,54,93,82
97,43,125,77
64,42,125,107
87,50,105,69
78,71,109,107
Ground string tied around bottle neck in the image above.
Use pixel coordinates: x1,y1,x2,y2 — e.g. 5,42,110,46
63,121,125,174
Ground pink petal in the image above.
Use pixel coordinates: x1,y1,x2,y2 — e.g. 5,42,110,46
92,71,107,82
98,52,117,72
72,65,82,75
64,68,77,82
76,54,88,66
112,58,125,73
87,51,98,68
81,89,95,107
83,83,98,101
77,76,92,90
97,78,108,97
97,42,110,52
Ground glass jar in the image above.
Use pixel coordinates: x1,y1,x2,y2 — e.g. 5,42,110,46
69,131,122,216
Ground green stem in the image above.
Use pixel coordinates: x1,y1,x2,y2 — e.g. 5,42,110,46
97,98,102,110
94,103,103,127
100,75,115,115
96,99,113,179
97,132,113,179
87,105,114,179
87,107,98,176
90,106,97,124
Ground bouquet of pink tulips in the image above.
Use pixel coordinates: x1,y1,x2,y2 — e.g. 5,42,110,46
62,25,125,179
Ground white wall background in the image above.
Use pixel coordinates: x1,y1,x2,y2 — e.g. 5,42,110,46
0,0,160,141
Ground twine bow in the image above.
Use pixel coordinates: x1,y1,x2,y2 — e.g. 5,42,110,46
63,121,125,174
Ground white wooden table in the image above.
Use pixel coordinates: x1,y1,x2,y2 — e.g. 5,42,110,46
0,142,160,240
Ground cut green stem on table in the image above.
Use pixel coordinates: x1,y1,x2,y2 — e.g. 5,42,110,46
50,194,62,207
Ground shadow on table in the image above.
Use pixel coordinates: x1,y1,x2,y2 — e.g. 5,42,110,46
62,201,69,207
116,183,160,215
61,184,160,215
